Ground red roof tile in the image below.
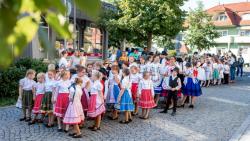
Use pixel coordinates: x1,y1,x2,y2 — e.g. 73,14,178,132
206,2,250,26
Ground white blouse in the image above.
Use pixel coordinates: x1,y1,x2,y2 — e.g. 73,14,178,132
138,79,154,96
130,73,140,83
90,80,103,95
71,74,90,88
34,82,45,95
45,78,56,92
58,57,68,68
56,80,71,93
19,77,36,91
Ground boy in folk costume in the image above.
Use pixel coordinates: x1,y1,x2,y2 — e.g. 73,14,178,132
19,69,36,122
160,68,182,116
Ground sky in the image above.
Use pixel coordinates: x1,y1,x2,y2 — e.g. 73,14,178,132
182,0,249,11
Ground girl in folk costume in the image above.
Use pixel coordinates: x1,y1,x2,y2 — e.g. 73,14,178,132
19,69,36,122
138,72,156,119
203,60,212,87
54,70,71,132
150,55,163,106
197,62,206,87
87,70,106,131
41,70,56,127
139,56,147,78
106,65,121,120
130,65,140,115
29,73,46,125
218,60,224,85
71,66,90,115
212,58,220,85
145,55,153,72
63,78,84,138
117,69,135,124
160,68,181,116
181,63,202,108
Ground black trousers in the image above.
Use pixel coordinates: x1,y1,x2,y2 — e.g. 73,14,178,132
224,73,229,84
165,91,178,112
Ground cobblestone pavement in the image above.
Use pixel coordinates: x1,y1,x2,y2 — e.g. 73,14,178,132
1,76,250,141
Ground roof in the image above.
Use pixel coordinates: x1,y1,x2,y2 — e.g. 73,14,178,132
206,2,250,26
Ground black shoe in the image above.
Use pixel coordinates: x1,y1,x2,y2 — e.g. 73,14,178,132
28,120,36,125
19,117,26,121
189,105,194,108
68,133,77,136
160,110,168,113
91,127,101,131
72,134,82,138
45,124,54,128
171,112,176,116
57,129,63,132
128,118,132,122
88,126,95,130
119,120,129,124
64,130,68,133
177,104,185,108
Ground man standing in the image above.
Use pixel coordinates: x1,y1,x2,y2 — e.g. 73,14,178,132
237,55,244,77
116,47,122,61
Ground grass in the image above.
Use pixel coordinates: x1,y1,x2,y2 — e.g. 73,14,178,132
0,97,16,107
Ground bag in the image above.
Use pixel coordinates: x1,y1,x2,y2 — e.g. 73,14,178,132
232,61,238,68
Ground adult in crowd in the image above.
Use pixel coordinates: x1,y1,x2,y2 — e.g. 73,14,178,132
116,47,122,61
70,50,84,69
58,50,69,68
141,47,149,56
119,51,129,65
129,48,139,61
110,50,117,63
229,54,237,83
237,55,244,77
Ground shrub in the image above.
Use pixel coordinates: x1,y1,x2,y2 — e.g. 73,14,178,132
0,58,47,104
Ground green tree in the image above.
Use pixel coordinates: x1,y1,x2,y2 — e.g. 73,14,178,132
116,0,186,50
0,0,100,68
154,36,175,50
184,1,219,51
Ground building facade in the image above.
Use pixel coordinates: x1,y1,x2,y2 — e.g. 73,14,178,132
21,1,115,61
206,2,250,63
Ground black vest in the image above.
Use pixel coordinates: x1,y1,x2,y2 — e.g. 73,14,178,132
169,76,178,88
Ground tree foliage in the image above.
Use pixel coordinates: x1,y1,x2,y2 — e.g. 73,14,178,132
0,0,100,68
184,1,219,51
116,0,186,50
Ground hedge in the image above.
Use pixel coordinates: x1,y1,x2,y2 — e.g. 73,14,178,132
0,58,47,100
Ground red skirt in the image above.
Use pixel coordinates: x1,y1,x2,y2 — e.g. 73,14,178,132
32,94,44,114
131,83,138,101
138,89,156,109
81,89,89,112
87,94,105,118
54,93,69,118
161,89,168,97
177,89,182,98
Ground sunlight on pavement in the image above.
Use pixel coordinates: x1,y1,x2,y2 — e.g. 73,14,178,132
207,97,248,107
154,118,208,141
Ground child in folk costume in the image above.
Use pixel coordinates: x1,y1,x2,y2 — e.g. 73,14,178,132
197,62,206,87
218,60,224,85
19,69,36,122
160,68,181,116
87,70,106,131
138,72,156,119
106,65,121,120
63,78,84,138
181,63,202,108
150,55,163,106
204,61,212,87
139,56,147,78
223,61,230,84
54,70,71,132
71,66,90,115
213,59,220,85
41,69,56,127
145,55,153,72
130,65,140,115
117,69,135,124
29,73,46,125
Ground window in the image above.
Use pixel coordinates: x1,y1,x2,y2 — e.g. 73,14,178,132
239,30,250,36
218,30,228,37
216,13,227,21
242,13,250,20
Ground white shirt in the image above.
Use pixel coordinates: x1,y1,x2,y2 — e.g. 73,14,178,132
34,82,45,95
162,76,181,90
19,77,36,91
71,74,90,88
45,78,56,92
59,57,68,68
110,54,116,62
138,79,154,96
121,76,132,97
224,64,230,74
56,80,71,93
70,56,82,68
130,73,140,83
90,80,103,94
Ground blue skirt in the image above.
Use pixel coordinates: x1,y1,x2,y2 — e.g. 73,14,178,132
120,90,135,112
182,78,202,97
154,79,163,94
113,85,120,103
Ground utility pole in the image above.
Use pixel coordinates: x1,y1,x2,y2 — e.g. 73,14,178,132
73,2,77,49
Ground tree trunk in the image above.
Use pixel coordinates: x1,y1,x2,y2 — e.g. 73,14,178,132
147,32,153,52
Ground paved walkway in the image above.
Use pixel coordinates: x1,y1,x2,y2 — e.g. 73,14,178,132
0,76,250,141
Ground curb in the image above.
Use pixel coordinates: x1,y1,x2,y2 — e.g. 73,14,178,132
0,105,15,109
229,114,250,141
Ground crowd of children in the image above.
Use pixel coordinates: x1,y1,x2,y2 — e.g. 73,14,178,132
17,50,240,138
